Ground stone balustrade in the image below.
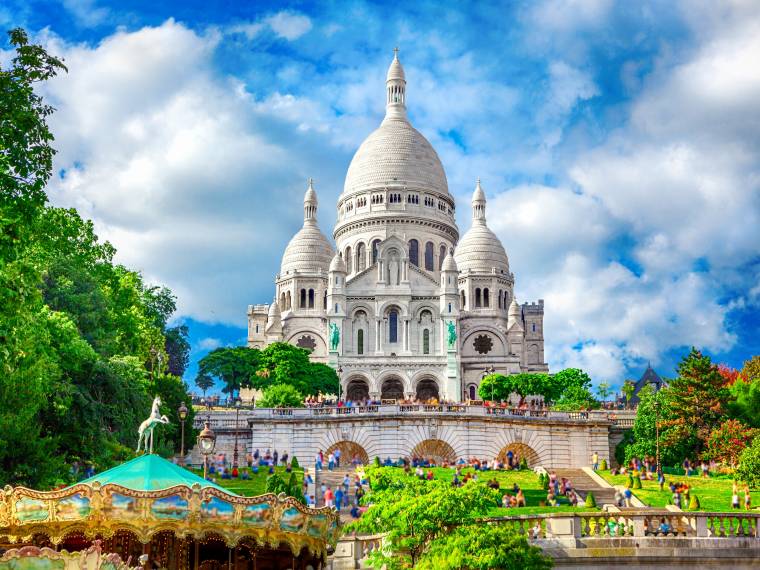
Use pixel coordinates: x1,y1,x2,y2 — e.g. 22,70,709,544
192,405,625,428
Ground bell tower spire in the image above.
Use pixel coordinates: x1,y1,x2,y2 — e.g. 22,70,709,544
472,178,486,224
304,178,318,225
385,48,407,120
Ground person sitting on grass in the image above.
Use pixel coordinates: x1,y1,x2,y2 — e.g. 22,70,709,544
502,493,512,508
568,490,578,507
240,469,249,480
547,492,558,507
232,467,239,478
350,504,360,519
516,489,526,507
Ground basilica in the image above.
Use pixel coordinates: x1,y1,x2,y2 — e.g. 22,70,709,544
247,52,548,403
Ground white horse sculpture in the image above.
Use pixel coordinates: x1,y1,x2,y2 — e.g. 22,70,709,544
136,396,170,454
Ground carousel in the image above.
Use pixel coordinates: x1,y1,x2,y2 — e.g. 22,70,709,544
0,399,339,570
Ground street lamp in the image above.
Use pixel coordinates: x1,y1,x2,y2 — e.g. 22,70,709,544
178,401,188,466
483,366,496,402
655,393,661,475
198,421,216,480
337,365,343,402
233,398,242,469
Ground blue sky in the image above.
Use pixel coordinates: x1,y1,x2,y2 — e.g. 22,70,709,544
4,0,758,393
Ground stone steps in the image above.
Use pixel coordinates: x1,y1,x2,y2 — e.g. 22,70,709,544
551,468,617,506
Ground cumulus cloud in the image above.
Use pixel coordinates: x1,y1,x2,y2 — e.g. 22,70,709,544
198,337,223,350
265,11,312,41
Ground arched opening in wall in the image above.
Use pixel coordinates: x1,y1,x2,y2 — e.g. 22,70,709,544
345,246,352,273
388,310,398,343
323,290,327,310
300,289,306,308
357,243,367,271
410,439,457,465
483,288,490,308
439,244,447,270
497,443,541,467
357,329,364,355
424,241,434,270
372,239,381,264
475,288,482,308
416,378,440,402
346,377,370,401
280,292,285,309
325,441,369,466
380,378,404,400
460,290,466,309
422,329,430,354
408,239,419,267
286,291,291,310
468,384,477,400
308,288,315,309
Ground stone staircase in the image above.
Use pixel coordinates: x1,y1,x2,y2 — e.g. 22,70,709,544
552,468,618,506
315,467,357,522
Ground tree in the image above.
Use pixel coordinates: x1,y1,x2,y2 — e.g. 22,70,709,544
349,467,504,568
621,380,636,406
416,523,553,570
478,373,516,402
741,355,760,383
265,471,305,504
197,346,260,396
258,384,303,408
728,375,760,428
735,436,760,488
553,384,599,411
307,362,340,397
164,325,190,377
195,372,214,397
623,384,673,464
596,382,612,402
702,419,758,468
661,348,730,456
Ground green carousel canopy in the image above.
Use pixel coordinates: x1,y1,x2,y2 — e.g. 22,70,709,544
75,455,230,494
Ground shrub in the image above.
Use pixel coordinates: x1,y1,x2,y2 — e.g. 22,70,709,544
626,474,634,488
633,475,642,489
374,456,381,467
519,457,528,470
600,458,608,471
688,494,700,511
585,492,596,508
290,456,299,469
542,474,549,490
736,436,760,487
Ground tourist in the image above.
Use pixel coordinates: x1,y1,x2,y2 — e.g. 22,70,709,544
231,466,239,478
700,461,709,478
285,461,292,473
614,489,624,507
744,485,751,511
682,458,691,477
546,492,558,507
658,469,665,490
732,484,740,509
516,489,526,507
334,448,341,467
672,489,681,509
657,518,671,535
335,487,344,511
315,452,323,471
308,495,316,508
624,487,633,507
531,521,542,539
592,451,599,471
342,474,350,494
350,504,360,519
355,486,365,505
568,490,578,507
282,451,289,465
502,493,512,508
327,452,335,471
324,487,335,508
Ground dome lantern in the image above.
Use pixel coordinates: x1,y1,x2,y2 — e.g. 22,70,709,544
386,48,407,119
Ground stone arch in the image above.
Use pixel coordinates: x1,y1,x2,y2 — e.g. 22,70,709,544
375,370,411,395
414,377,440,401
380,377,405,400
286,330,327,357
497,443,540,467
410,439,457,464
461,326,508,358
345,376,370,401
377,299,409,317
413,304,438,320
488,427,551,467
349,303,374,319
325,441,369,465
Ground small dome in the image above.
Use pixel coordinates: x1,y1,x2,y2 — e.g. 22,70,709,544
329,252,347,273
386,49,405,82
441,248,458,272
455,224,510,274
280,226,334,275
343,118,449,196
268,300,281,319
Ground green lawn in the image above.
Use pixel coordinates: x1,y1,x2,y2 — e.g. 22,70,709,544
382,467,598,516
187,466,303,497
597,470,759,511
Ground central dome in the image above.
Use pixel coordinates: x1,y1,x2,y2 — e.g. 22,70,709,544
343,116,449,196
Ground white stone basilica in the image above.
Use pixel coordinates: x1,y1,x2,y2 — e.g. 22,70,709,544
247,52,548,403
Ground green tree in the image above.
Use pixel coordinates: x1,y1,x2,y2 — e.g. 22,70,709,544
416,523,553,570
198,346,260,396
349,467,503,568
307,362,340,397
741,355,760,383
662,348,730,456
596,382,612,402
702,419,758,468
195,372,215,397
728,375,760,428
621,380,636,406
735,436,760,488
258,384,304,408
477,373,516,402
553,384,599,411
164,324,190,377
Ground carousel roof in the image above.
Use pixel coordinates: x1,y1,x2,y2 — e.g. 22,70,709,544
75,454,231,494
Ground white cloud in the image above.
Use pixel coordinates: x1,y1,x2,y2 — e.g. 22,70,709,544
226,22,264,40
265,11,312,41
198,337,222,350
61,0,109,28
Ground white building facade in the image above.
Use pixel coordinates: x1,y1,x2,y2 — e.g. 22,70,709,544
248,52,548,403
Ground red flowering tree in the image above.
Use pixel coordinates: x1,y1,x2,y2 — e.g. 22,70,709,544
718,364,743,386
703,419,759,468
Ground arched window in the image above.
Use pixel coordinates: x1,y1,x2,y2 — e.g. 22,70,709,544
372,239,381,264
424,242,434,271
357,329,364,355
286,291,291,310
439,244,447,270
389,310,398,343
483,288,490,308
475,288,482,308
300,289,306,308
408,239,419,267
423,329,430,354
460,290,466,309
308,288,315,309
255,324,259,333
280,292,286,308
357,243,366,271
345,246,352,273
469,385,476,400
323,290,327,310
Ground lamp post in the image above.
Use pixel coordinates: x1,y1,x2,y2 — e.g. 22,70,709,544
337,365,343,402
233,398,242,469
198,421,216,480
178,401,188,466
483,366,496,402
655,393,661,475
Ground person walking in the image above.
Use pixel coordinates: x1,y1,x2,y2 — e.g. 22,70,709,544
324,487,335,508
335,487,344,512
328,452,335,471
591,451,599,471
334,448,342,468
